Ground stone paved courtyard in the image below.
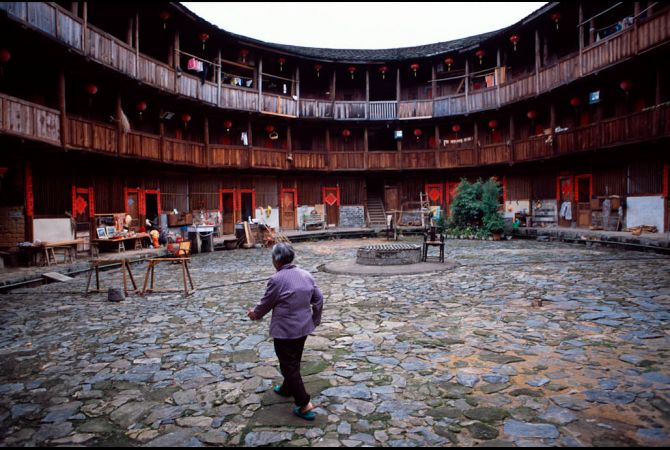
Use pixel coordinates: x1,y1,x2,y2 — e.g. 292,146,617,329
1,237,670,447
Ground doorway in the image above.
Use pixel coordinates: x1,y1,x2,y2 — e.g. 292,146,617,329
219,189,235,234
575,174,592,228
144,189,161,227
281,188,297,230
323,186,340,227
125,188,142,229
72,187,94,248
384,185,399,212
557,176,573,227
238,189,255,222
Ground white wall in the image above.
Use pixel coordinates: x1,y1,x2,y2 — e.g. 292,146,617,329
33,218,74,243
504,200,530,219
296,205,316,229
626,196,664,231
255,207,279,229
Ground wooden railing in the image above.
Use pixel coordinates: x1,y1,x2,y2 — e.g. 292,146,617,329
512,135,553,161
367,151,399,170
164,138,206,166
299,99,333,119
333,102,367,120
66,117,116,155
329,152,365,169
261,94,297,117
439,147,475,168
479,143,510,165
369,101,397,120
398,100,433,119
2,3,668,121
252,148,288,169
124,131,161,160
210,145,250,168
220,87,258,112
0,92,60,145
291,151,328,170
402,150,436,169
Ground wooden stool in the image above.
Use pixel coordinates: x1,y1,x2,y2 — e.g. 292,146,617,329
141,257,195,297
42,247,57,266
86,259,138,296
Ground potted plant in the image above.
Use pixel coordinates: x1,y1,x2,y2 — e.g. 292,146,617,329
484,212,505,240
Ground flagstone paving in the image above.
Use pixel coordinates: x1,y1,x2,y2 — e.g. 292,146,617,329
1,237,669,446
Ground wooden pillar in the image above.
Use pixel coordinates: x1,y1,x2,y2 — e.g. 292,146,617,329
126,16,133,46
363,127,369,169
365,68,370,119
396,67,401,102
431,63,437,100
217,49,222,108
174,30,180,68
24,161,34,243
204,116,210,168
134,10,139,77
474,121,479,165
116,95,124,157
295,65,300,117
535,29,540,95
496,48,502,107
330,69,337,101
258,56,263,112
434,123,440,168
247,120,253,167
70,2,78,15
58,70,68,149
578,3,584,76
325,128,331,171
589,19,595,45
656,69,662,105
464,59,470,112
633,2,641,55
287,125,292,152
509,115,515,163
159,108,165,162
550,101,557,155
542,30,548,66
82,2,88,56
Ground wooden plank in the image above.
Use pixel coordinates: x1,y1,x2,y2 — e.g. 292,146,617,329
43,272,74,282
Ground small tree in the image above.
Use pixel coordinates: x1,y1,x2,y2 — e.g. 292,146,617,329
449,178,482,229
481,178,505,235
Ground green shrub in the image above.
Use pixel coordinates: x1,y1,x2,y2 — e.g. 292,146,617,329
448,177,505,237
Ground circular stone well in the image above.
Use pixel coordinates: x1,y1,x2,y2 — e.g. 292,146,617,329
356,244,422,266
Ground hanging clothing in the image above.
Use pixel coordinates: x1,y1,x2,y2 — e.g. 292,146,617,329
485,74,495,88
560,201,572,221
200,62,210,85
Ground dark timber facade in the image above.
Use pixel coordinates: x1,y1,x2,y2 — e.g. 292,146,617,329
0,2,669,252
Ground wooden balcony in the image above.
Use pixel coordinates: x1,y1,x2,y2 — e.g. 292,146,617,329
220,87,258,112
292,151,328,170
299,99,333,119
210,145,250,168
367,151,399,170
402,150,436,169
164,138,206,166
512,135,553,161
369,102,397,120
479,143,510,165
398,100,433,119
333,102,367,120
468,88,498,113
124,131,161,161
433,95,467,116
66,116,116,155
261,94,297,117
438,147,475,168
0,92,60,145
252,147,288,169
329,152,365,170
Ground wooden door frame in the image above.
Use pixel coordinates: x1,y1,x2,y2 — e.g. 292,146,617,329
143,189,161,218
574,174,593,203
663,162,669,231
124,187,145,217
237,189,256,222
72,186,95,218
323,186,341,226
424,183,443,206
556,175,573,203
280,188,298,229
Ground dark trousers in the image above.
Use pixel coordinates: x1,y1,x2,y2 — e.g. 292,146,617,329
274,336,310,408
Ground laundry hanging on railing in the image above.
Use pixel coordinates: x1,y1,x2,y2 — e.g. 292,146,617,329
187,58,204,72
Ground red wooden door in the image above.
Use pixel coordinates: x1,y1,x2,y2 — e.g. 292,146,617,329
425,183,443,207
323,186,340,226
125,188,144,229
557,176,573,227
72,186,94,235
281,188,297,230
219,189,236,234
575,174,593,228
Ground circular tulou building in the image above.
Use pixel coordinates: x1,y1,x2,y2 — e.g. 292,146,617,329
0,2,669,251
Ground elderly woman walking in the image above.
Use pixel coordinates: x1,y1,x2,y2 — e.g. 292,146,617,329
247,243,324,420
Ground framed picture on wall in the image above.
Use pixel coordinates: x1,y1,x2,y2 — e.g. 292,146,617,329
106,226,116,238
96,227,107,239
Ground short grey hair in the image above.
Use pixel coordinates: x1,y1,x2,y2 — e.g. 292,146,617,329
272,243,295,265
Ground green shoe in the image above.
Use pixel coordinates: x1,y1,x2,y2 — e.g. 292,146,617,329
273,385,291,397
293,406,316,421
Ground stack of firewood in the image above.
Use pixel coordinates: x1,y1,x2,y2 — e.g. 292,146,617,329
625,225,658,236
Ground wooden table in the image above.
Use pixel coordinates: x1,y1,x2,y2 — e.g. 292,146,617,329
141,257,195,297
91,233,149,253
24,239,84,266
85,259,138,296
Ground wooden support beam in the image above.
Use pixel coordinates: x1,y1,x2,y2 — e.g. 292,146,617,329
82,2,88,56
258,56,263,113
364,127,369,170
58,70,68,148
464,59,469,112
295,65,300,116
365,68,370,119
24,160,34,243
204,116,210,168
116,95,124,157
70,2,78,15
578,3,584,76
431,64,437,100
535,29,541,94
287,125,292,152
474,121,479,165
434,123,440,168
159,108,165,162
217,49,222,108
396,67,401,102
509,115,515,163
174,30,180,69
126,16,133,46
134,10,139,77
496,48,501,108
331,68,336,102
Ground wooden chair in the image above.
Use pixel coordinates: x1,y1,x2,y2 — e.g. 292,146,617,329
422,226,445,263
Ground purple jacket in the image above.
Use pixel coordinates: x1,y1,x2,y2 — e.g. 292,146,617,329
253,264,324,339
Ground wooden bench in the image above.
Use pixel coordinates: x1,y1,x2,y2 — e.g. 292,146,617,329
37,239,84,266
302,212,326,231
141,257,195,297
85,259,138,296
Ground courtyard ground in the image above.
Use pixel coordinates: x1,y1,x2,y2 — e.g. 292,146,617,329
1,237,669,446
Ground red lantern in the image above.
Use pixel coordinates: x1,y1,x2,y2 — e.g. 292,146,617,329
159,11,170,30
509,35,520,51
0,48,11,63
223,120,233,132
444,57,454,71
348,66,356,79
451,124,461,133
85,83,98,95
379,65,388,79
488,120,498,130
198,32,209,50
314,63,322,78
551,12,561,30
239,49,249,63
410,63,420,77
342,129,351,138
475,49,485,65
619,79,632,93
570,96,581,107
526,110,537,120
278,57,286,72
413,129,423,141
182,113,191,129
136,101,147,120
265,124,275,134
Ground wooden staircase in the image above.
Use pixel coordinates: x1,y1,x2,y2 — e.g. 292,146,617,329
367,195,387,229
